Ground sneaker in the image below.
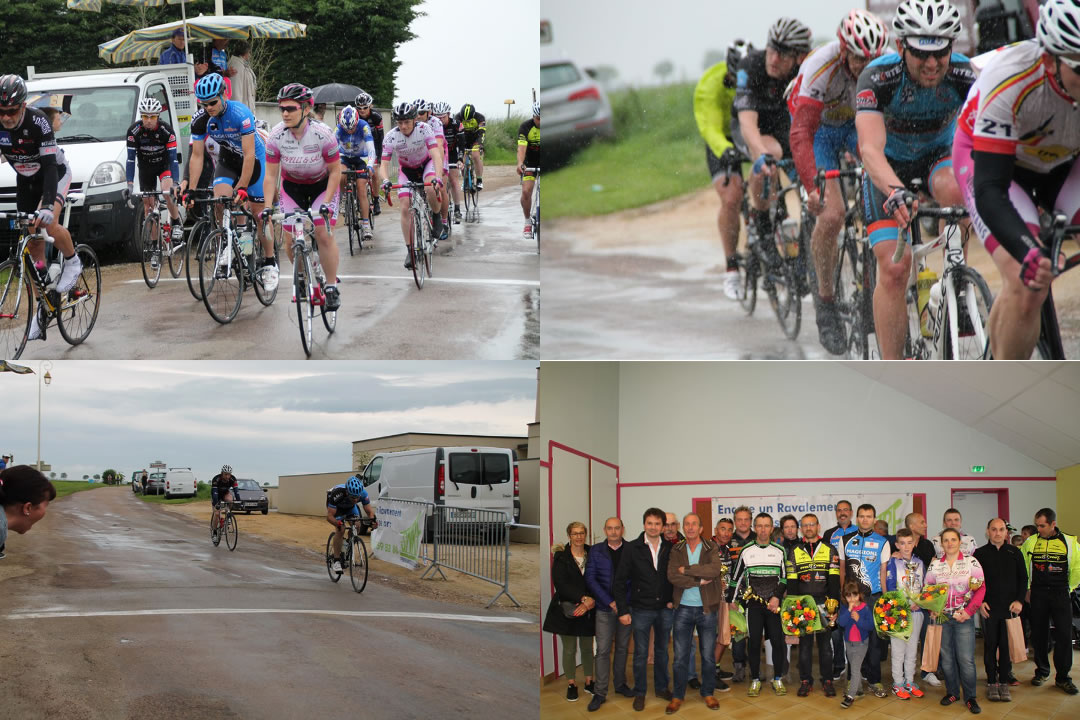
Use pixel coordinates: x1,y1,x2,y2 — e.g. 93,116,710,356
171,223,184,242
833,670,846,682
331,560,342,574
841,695,854,709
688,678,701,690
723,270,743,300
871,683,887,698
716,669,734,680
583,681,594,695
453,208,462,223
404,249,414,270
772,678,786,696
892,685,911,700
217,246,231,269
941,694,959,706
987,683,1000,702
1032,673,1049,686
732,664,746,683
361,221,373,241
905,682,924,698
372,197,381,216
567,684,578,702
615,685,636,698
439,224,449,241
997,683,1011,701
150,253,160,270
748,679,761,697
1057,679,1079,695
523,223,533,239
966,698,981,714
586,695,605,712
714,679,730,693
655,689,672,701
0,550,5,559
27,305,44,341
823,679,836,697
476,177,484,190
923,673,942,687
260,264,279,292
798,680,811,697
56,253,82,293
815,298,847,355
324,285,340,311
1007,673,1019,686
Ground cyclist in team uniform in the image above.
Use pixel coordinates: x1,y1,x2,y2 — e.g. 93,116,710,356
838,504,891,698
377,101,445,270
264,83,344,311
733,18,813,269
186,73,275,290
455,103,486,190
0,74,82,338
435,102,464,223
353,91,383,216
126,97,183,269
210,464,238,531
786,513,841,698
953,0,1080,359
326,475,378,575
855,0,974,360
335,104,376,242
695,39,752,300
416,99,450,239
788,10,890,354
518,102,540,239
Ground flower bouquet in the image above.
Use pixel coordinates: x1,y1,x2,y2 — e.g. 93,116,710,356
780,595,823,637
911,582,948,622
729,605,748,643
873,590,914,639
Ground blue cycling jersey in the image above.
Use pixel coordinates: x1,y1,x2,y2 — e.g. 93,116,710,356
855,52,974,163
840,530,890,596
190,99,266,171
327,483,369,513
336,121,375,168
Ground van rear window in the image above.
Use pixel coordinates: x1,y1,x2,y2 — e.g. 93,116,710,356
449,453,510,484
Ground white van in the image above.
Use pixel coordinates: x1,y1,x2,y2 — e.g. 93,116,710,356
163,467,197,499
360,447,520,536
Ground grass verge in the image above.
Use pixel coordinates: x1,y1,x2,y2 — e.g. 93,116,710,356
52,481,108,500
480,115,526,166
136,482,212,505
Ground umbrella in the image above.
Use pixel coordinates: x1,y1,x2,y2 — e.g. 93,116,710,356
0,361,34,374
70,0,199,65
311,83,362,105
99,14,307,64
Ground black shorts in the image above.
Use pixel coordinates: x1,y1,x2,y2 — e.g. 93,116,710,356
400,164,426,185
731,116,791,161
706,143,743,183
862,147,952,248
138,162,173,193
16,163,69,213
449,143,464,165
215,157,265,203
282,175,330,211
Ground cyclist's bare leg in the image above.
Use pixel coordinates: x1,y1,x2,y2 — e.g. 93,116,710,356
812,177,844,298
356,175,370,220
472,148,484,181
247,199,267,258
872,239,913,360
521,178,536,219
987,244,1046,359
400,198,414,248
161,177,180,223
314,221,339,282
715,174,744,266
425,184,441,219
449,166,463,205
212,181,231,225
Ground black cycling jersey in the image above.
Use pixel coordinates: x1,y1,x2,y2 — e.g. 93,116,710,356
126,121,178,168
210,473,237,493
0,106,60,209
455,110,486,147
731,50,798,157
517,118,540,168
326,486,357,514
359,109,384,158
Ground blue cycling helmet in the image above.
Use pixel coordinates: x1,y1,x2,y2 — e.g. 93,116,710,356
195,74,224,101
345,476,363,497
338,105,360,133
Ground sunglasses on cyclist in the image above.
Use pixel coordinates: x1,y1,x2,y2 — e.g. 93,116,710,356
140,114,160,120
905,42,951,61
279,104,301,113
0,106,22,117
199,98,220,108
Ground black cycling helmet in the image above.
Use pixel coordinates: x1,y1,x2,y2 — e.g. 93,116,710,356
459,103,475,122
392,101,417,121
0,74,28,107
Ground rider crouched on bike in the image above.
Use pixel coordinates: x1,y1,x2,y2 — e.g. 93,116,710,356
952,0,1080,358
377,101,446,270
125,97,183,263
518,102,541,239
264,83,345,311
353,91,383,216
326,476,379,575
436,102,464,223
335,104,376,242
416,99,451,239
211,464,238,530
788,9,890,354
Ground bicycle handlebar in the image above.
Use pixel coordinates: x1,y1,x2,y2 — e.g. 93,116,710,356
814,167,864,202
891,192,969,264
1042,215,1080,278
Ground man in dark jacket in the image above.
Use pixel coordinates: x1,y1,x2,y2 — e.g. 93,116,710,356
974,517,1028,702
787,513,840,697
584,516,635,711
614,507,674,711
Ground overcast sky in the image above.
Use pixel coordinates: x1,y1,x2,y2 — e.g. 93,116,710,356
395,0,537,121
542,0,891,87
2,362,537,486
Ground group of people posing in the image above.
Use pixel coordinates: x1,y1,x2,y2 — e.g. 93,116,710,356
695,0,1080,359
544,501,1080,716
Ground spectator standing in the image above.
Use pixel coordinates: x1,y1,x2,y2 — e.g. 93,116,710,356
973,517,1027,702
875,519,898,553
211,38,232,78
925,528,986,713
584,517,635,712
787,513,839,697
666,513,725,713
885,529,926,699
614,508,674,711
837,581,873,708
1,465,57,560
1021,508,1080,695
159,29,187,66
932,508,978,558
726,506,754,682
711,518,735,689
542,521,596,702
838,503,889,698
823,500,857,681
227,41,256,110
1020,525,1037,542
905,511,942,687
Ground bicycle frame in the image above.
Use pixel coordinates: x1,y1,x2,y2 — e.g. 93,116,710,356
1035,216,1080,358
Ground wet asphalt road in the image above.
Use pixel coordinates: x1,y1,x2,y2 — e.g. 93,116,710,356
0,488,538,720
18,169,539,360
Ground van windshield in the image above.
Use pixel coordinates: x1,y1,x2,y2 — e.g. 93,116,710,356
42,86,138,143
449,453,510,485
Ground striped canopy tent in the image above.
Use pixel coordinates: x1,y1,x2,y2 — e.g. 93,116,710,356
99,15,307,64
69,0,199,64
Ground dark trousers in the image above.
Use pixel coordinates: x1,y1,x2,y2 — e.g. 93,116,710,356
747,604,785,681
1031,588,1073,682
831,626,846,675
861,593,882,684
982,612,1012,684
631,606,673,696
731,636,747,664
799,629,833,684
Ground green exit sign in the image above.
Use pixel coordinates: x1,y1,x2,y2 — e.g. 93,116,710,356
971,465,986,473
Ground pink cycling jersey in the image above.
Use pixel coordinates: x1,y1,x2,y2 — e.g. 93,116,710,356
381,121,438,168
265,119,340,183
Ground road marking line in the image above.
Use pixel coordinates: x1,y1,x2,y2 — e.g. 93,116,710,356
120,276,539,287
6,608,533,623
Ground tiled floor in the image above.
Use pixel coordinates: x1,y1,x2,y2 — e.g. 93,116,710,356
541,641,1080,720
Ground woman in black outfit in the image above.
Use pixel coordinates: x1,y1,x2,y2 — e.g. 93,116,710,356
543,521,596,702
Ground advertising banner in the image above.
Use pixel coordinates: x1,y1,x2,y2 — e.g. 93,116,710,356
712,492,912,532
373,499,426,569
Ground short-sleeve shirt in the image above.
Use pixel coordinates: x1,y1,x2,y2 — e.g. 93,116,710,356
211,473,236,492
190,100,266,172
840,530,890,596
327,483,370,513
0,106,58,177
732,49,799,144
855,52,975,162
789,40,858,128
517,118,540,167
126,120,178,168
265,119,339,183
336,120,374,162
381,121,438,168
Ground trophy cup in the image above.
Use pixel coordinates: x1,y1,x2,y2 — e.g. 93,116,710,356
825,598,839,627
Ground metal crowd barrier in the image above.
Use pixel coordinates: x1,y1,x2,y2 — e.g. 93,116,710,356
420,504,520,608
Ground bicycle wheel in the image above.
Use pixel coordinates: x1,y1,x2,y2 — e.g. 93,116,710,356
139,214,162,289
857,244,878,359
199,230,244,325
422,219,433,278
940,265,994,360
167,226,185,279
225,510,238,551
834,234,867,359
0,259,33,360
739,250,758,314
211,512,221,546
294,249,314,356
56,244,102,347
366,183,376,231
326,532,342,582
252,251,278,307
411,209,426,290
349,534,368,593
185,220,210,301
345,190,358,256
320,268,337,334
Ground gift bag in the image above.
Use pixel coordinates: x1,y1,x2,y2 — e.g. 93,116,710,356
1006,614,1027,664
920,622,942,673
719,602,732,646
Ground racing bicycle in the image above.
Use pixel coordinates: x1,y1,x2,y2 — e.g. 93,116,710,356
268,207,336,357
461,151,479,222
129,189,184,288
325,515,373,593
341,167,374,256
385,181,438,289
211,500,238,551
196,195,277,324
525,167,540,254
1032,214,1080,359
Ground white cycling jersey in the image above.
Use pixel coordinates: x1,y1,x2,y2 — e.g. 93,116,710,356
381,121,438,168
789,40,858,127
958,39,1080,174
265,119,340,183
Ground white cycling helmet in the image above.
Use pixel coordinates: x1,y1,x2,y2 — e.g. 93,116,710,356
768,17,813,53
138,97,163,115
532,101,539,117
893,0,962,51
433,101,452,115
1037,0,1080,61
839,9,890,59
